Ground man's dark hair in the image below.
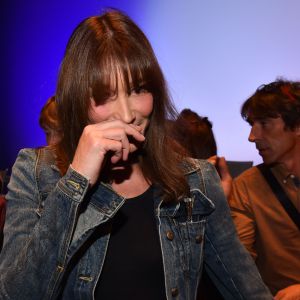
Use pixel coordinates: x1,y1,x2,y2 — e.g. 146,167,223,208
241,79,300,130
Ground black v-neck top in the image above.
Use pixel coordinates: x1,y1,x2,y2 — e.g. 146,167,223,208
95,186,166,300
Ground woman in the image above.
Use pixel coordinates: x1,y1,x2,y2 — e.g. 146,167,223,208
0,10,271,300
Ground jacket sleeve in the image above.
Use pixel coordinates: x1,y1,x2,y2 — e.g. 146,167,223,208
0,148,90,300
200,162,272,300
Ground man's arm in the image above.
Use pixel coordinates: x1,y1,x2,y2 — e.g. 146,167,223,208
228,178,257,259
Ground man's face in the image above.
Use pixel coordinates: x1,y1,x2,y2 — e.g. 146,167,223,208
248,116,299,165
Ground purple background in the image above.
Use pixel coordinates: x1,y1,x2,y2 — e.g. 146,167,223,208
1,0,300,170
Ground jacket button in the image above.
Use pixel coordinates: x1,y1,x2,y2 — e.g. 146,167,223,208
195,235,203,243
171,287,179,297
166,230,174,241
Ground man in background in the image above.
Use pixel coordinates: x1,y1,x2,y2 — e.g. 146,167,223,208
229,79,300,299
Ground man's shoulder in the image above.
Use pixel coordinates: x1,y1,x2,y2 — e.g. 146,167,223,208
234,165,262,182
230,166,270,207
232,165,269,192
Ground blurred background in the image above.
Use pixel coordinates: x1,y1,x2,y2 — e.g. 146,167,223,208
1,0,300,170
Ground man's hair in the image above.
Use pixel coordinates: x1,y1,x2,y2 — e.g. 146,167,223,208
241,79,300,130
55,10,189,201
169,109,217,159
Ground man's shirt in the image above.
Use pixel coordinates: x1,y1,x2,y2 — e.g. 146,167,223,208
229,164,300,295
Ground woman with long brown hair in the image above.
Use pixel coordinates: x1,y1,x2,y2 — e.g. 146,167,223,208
0,10,271,300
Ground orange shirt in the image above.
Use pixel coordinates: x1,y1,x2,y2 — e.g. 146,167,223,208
229,164,300,295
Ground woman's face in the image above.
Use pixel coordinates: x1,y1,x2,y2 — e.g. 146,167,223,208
89,75,154,141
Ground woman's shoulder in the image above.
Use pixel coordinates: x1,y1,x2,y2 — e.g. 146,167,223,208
12,148,39,173
7,148,41,201
11,147,58,182
14,147,56,168
9,147,60,195
180,157,219,194
181,157,215,175
16,147,37,159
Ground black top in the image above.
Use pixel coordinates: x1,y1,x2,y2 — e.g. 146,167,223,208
95,186,166,300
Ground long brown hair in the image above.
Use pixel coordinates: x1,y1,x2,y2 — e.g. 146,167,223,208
55,10,189,201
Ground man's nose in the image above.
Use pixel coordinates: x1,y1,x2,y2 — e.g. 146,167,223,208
248,126,258,143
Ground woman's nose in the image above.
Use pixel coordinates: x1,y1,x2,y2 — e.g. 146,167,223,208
117,94,135,124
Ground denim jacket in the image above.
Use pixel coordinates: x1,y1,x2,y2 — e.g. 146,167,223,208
0,148,272,300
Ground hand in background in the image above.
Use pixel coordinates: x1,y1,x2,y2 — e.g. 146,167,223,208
274,284,300,300
208,156,232,198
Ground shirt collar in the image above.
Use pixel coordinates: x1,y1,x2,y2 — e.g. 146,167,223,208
272,163,300,187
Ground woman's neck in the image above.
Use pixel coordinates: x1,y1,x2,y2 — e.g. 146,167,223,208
110,162,151,198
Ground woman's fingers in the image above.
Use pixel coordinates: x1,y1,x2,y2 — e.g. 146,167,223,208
71,121,146,186
100,125,145,159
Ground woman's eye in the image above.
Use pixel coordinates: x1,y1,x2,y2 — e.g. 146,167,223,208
131,86,148,94
139,88,148,94
102,93,117,103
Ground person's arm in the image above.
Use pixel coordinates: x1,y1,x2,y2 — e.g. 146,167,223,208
200,162,272,299
274,284,300,300
228,178,257,259
0,149,90,300
207,156,232,198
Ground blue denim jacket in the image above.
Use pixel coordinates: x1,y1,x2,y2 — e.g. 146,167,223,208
0,148,272,300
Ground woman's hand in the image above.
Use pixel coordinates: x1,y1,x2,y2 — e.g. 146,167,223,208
71,120,145,186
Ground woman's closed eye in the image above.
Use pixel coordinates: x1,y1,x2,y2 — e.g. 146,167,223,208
130,84,149,95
